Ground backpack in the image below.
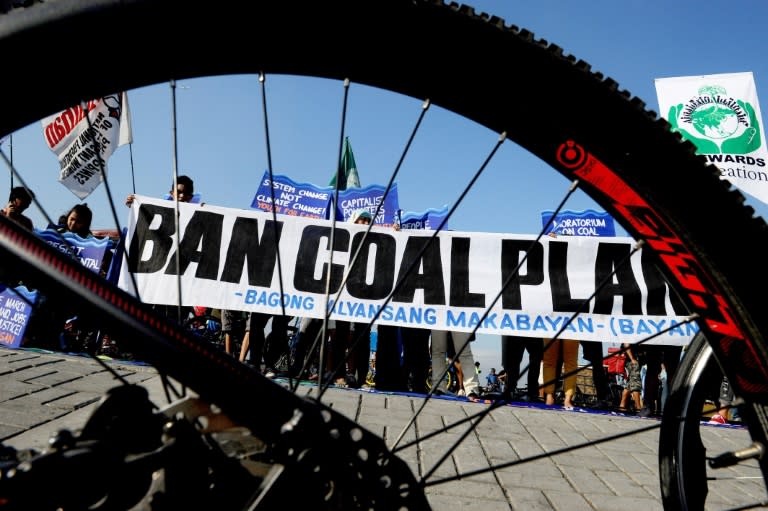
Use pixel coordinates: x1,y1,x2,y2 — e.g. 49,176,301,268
605,347,626,375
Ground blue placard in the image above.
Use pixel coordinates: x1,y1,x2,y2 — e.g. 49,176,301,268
251,171,332,219
35,229,114,274
336,183,400,226
399,205,449,231
541,209,616,237
0,285,39,348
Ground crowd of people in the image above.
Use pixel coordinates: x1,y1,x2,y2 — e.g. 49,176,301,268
1,180,739,424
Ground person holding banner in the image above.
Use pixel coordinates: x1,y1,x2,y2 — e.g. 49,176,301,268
238,312,290,378
638,345,682,418
125,175,195,207
542,337,579,409
430,330,480,398
501,335,543,402
581,340,613,409
334,209,375,387
125,175,197,324
1,186,35,231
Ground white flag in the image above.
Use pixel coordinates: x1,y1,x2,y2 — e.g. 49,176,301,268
655,72,768,205
119,91,133,147
42,92,132,200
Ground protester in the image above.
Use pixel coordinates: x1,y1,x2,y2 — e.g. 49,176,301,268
58,203,93,238
618,343,643,413
430,330,480,397
238,312,289,378
542,337,579,408
485,367,501,393
1,186,35,230
125,175,196,324
502,335,543,401
125,174,195,207
638,345,682,417
581,340,613,409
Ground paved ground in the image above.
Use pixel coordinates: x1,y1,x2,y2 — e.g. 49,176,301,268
0,346,764,510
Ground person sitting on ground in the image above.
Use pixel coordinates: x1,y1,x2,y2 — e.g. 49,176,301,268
486,367,500,393
497,369,508,393
1,186,35,230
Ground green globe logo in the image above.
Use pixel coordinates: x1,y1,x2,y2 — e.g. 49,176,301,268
667,84,761,155
690,103,740,139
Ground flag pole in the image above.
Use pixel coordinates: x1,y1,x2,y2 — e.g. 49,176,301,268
8,133,12,189
128,142,136,194
169,79,183,325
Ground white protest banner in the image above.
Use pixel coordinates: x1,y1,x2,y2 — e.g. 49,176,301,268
42,91,132,199
655,72,768,205
119,196,697,345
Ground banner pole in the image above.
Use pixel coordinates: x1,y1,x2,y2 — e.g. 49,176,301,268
8,133,12,189
170,79,183,325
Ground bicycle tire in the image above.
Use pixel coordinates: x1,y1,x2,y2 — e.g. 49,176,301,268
659,333,713,510
183,313,223,347
0,1,767,509
426,365,454,393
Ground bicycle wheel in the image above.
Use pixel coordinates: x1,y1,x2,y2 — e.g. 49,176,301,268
659,334,764,510
425,365,454,393
183,313,223,348
0,1,767,510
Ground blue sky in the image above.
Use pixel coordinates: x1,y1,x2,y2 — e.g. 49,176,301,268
3,0,768,377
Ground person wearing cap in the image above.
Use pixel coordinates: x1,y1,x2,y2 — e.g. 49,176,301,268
349,209,373,224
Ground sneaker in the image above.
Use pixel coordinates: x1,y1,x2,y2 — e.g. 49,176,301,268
346,374,360,388
264,368,276,379
709,414,727,425
591,399,614,411
638,407,654,418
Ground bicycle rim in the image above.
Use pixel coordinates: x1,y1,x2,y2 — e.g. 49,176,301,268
0,1,767,509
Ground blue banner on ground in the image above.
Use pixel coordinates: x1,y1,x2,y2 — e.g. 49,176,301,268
0,285,39,348
251,171,331,219
35,230,114,274
399,205,449,231
541,209,616,237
